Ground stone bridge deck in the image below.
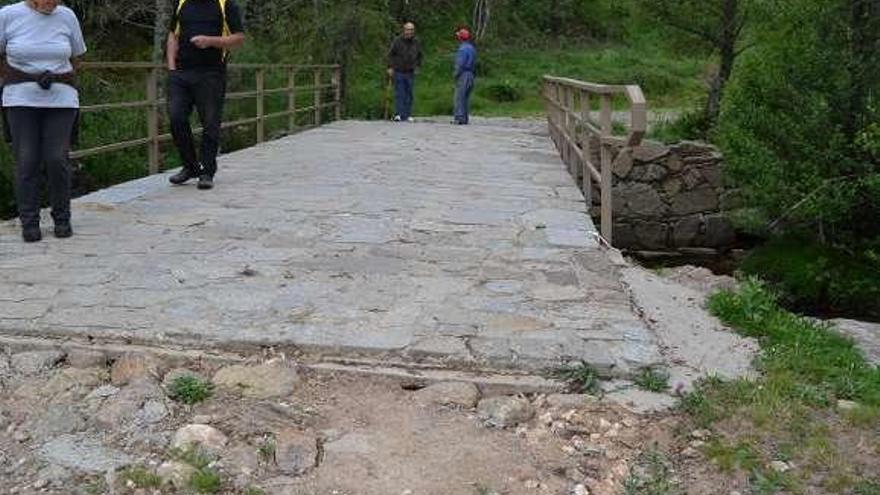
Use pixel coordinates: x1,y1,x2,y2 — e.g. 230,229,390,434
0,119,660,376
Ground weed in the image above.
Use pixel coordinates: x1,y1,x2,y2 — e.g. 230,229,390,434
623,449,685,495
120,466,162,488
170,445,213,470
844,404,880,428
551,361,602,395
258,435,277,465
189,467,222,493
634,367,670,393
169,375,214,405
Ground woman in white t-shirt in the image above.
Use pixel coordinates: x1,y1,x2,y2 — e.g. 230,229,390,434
0,0,86,243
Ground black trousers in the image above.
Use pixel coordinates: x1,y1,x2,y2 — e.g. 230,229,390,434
167,68,227,177
6,107,77,229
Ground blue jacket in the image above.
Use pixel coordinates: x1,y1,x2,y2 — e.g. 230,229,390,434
454,42,477,79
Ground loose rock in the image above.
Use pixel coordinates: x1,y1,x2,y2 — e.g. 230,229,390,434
11,350,65,375
171,424,229,456
275,429,319,475
65,348,108,369
38,434,133,474
477,396,535,428
412,382,481,409
110,354,160,386
157,461,197,488
212,361,300,399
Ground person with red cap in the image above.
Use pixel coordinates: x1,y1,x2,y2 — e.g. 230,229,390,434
453,27,477,125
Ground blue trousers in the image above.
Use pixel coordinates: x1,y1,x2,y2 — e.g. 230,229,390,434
454,71,475,124
393,71,415,120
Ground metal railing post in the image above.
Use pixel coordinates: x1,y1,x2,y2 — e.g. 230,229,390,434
146,66,161,174
256,68,265,143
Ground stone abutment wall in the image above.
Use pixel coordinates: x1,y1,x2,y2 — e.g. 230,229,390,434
587,139,737,252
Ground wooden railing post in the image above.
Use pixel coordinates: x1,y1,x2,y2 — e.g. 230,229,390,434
580,89,592,206
314,68,322,126
146,66,160,175
288,68,297,133
600,94,613,244
255,68,265,143
333,65,342,121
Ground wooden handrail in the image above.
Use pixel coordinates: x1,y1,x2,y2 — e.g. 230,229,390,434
542,75,647,245
71,62,343,174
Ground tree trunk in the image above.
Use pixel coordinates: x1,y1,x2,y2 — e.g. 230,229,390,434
153,0,171,63
844,0,873,140
704,0,738,126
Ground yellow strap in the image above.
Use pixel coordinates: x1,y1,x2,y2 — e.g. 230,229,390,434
173,0,230,39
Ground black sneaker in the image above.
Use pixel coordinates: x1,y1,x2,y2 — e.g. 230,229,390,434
197,174,214,190
22,227,41,243
54,223,73,238
169,168,198,185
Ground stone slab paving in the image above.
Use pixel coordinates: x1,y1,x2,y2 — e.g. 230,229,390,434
0,119,661,375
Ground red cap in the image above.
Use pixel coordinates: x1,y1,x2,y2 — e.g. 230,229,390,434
457,29,471,41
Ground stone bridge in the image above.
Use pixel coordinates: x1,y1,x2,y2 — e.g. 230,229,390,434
0,119,665,380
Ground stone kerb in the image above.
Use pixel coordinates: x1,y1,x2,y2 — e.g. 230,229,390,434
586,137,737,252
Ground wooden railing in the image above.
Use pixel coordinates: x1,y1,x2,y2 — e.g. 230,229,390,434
72,62,343,174
543,76,647,245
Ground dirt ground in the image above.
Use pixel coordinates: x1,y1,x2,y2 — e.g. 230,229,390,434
0,346,751,495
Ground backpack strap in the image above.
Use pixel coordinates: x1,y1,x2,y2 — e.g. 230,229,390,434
172,0,232,61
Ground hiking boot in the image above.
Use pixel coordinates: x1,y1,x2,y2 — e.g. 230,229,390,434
197,174,214,190
22,227,41,243
393,115,402,122
407,117,415,123
169,168,198,185
54,223,73,239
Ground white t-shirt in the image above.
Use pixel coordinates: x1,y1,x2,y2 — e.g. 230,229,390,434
0,2,87,108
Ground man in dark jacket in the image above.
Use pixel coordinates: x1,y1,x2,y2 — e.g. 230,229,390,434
166,0,245,190
386,22,423,122
453,28,477,125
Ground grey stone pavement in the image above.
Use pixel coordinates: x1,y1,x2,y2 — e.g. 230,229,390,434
0,119,661,375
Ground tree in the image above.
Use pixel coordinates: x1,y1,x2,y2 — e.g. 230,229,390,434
719,0,880,244
639,0,748,126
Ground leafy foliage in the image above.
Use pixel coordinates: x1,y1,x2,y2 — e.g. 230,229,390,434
718,0,880,244
740,236,880,319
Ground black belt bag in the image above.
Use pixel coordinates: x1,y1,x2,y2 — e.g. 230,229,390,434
1,67,80,144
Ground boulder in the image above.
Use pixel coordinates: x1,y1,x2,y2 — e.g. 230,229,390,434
477,396,535,428
110,354,161,386
171,424,228,456
413,382,481,409
11,350,66,375
212,361,300,399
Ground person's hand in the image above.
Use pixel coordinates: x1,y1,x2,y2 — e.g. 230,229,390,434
386,68,394,77
190,36,214,49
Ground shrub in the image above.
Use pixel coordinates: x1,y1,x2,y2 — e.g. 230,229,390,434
740,236,880,319
482,81,524,103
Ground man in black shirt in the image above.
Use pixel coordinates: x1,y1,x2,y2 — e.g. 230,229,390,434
386,22,423,122
166,0,245,190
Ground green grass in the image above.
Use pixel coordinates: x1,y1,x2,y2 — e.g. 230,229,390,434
345,43,707,120
634,367,671,393
189,467,222,494
678,278,880,493
551,361,603,395
169,375,214,405
120,466,162,489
